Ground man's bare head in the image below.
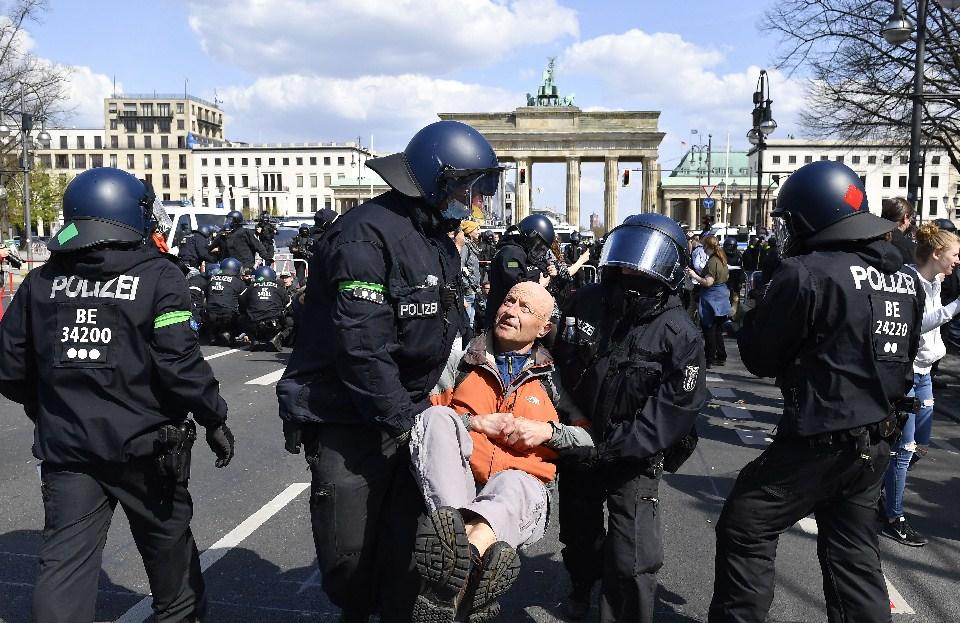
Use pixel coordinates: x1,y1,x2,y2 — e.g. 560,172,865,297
493,282,555,353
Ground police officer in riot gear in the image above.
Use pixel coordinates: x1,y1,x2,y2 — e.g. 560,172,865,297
289,224,314,286
477,229,497,280
723,237,745,318
486,213,555,327
205,257,246,346
277,120,501,622
709,161,923,623
0,167,235,623
239,265,292,352
186,265,208,333
554,213,707,623
212,210,273,271
256,212,278,259
178,224,217,268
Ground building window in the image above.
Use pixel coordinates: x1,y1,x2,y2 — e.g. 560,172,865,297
55,154,68,168
160,135,168,148
163,193,171,201
144,174,152,186
310,175,318,187
158,119,171,133
177,119,185,130
77,136,85,149
242,175,249,187
141,103,153,116
73,154,87,169
900,155,908,165
323,174,331,186
899,175,907,188
179,174,188,189
177,154,186,169
297,175,304,187
868,155,877,164
142,120,154,133
144,136,152,149
852,155,861,164
37,154,51,168
296,157,303,165
242,158,248,166
124,118,137,133
931,175,940,188
268,158,276,166
859,175,866,185
91,154,103,168
161,154,170,169
201,158,207,166
297,197,304,213
930,198,939,216
110,154,118,168
215,175,223,188
228,158,234,166
323,157,330,165
884,155,893,164
883,175,891,188
127,136,135,149
788,155,796,164
215,158,221,166
177,102,184,113
337,173,345,180
59,135,67,149
202,197,208,207
804,155,813,163
772,155,781,164
311,157,318,165
255,158,261,166
143,154,152,169
202,176,209,188
177,136,185,148
162,174,170,188
835,155,844,163
109,102,117,113
325,197,332,209
158,103,171,116
127,154,135,169
338,157,345,165
311,197,318,210
932,155,941,165
110,119,118,130
283,157,289,165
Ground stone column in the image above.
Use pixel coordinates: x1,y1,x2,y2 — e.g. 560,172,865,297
604,157,619,232
686,198,698,228
565,156,581,228
515,156,529,222
642,157,659,214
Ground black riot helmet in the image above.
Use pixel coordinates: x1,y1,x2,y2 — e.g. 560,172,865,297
253,266,277,282
481,229,496,244
722,237,738,254
773,160,894,257
314,208,338,230
933,218,957,232
517,214,555,259
204,262,221,278
568,230,582,245
224,210,244,230
298,224,311,236
220,257,242,276
600,213,688,291
366,120,502,222
198,224,215,238
48,167,153,252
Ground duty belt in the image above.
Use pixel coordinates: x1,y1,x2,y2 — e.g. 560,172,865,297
785,413,902,449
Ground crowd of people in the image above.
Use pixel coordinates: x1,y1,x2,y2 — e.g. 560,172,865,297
0,122,952,623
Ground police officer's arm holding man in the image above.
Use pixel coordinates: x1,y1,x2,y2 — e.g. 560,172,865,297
709,162,923,623
276,121,502,623
0,168,234,623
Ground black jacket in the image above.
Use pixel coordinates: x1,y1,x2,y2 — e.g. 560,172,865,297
277,190,463,436
187,269,207,324
0,246,227,464
554,284,708,462
214,227,273,269
289,234,314,261
205,274,246,313
737,239,923,436
240,281,290,322
486,238,545,327
177,231,215,268
890,228,917,266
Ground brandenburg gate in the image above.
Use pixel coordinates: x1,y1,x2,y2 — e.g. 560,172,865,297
440,59,664,230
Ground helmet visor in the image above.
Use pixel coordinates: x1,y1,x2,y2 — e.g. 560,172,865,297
773,216,792,257
439,168,503,221
599,226,684,288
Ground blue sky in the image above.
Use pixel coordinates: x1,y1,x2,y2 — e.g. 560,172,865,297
26,0,808,225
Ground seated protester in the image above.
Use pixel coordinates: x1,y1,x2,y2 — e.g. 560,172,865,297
186,265,209,333
410,282,592,623
239,265,293,352
205,257,245,346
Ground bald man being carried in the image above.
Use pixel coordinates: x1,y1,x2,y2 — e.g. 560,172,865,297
409,282,594,623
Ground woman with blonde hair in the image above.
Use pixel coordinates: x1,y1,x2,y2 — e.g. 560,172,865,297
882,222,960,547
687,235,731,366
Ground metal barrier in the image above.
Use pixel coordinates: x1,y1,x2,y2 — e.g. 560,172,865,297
743,270,764,300
267,253,308,280
579,265,599,284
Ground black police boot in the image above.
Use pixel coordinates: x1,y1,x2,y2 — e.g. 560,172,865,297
882,516,927,547
560,582,592,620
459,541,521,623
413,507,473,623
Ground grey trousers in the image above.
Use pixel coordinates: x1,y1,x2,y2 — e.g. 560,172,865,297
410,405,548,548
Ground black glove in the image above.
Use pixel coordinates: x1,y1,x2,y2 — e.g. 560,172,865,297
283,419,319,456
205,423,235,468
562,445,599,467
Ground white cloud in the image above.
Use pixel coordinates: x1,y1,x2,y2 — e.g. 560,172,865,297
219,73,520,149
187,0,578,78
58,65,117,127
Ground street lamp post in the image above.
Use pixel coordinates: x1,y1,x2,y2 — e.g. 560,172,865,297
255,163,261,214
689,134,713,223
747,70,777,230
0,85,52,266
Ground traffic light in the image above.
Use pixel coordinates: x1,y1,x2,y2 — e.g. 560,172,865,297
622,169,630,186
519,168,526,184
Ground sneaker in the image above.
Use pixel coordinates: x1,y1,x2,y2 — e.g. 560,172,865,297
413,507,473,623
881,516,927,547
460,541,521,623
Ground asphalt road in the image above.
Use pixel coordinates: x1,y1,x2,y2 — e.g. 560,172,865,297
1,339,959,622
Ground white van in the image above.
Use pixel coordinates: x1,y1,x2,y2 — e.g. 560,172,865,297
164,204,231,255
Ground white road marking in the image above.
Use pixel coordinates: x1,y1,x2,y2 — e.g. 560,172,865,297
706,375,724,382
203,348,242,361
710,398,782,414
793,516,914,614
246,368,285,385
115,482,310,623
734,429,774,446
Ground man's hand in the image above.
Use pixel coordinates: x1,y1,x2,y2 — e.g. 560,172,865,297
205,423,235,468
283,419,320,456
504,417,553,450
471,412,515,439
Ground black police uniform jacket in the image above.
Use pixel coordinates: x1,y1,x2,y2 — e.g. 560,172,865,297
0,246,227,464
216,227,273,269
205,274,245,313
738,239,923,437
289,234,314,261
486,238,544,327
554,284,708,461
241,281,290,322
277,190,463,437
187,270,208,324
178,231,215,267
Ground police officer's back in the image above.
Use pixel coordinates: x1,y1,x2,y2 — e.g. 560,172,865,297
240,266,292,350
214,210,273,270
709,161,923,623
0,167,235,623
486,213,554,327
205,257,245,345
178,224,216,268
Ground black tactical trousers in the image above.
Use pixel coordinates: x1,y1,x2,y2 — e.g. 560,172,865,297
558,462,606,596
709,436,892,623
306,423,423,622
600,471,663,623
34,460,204,623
